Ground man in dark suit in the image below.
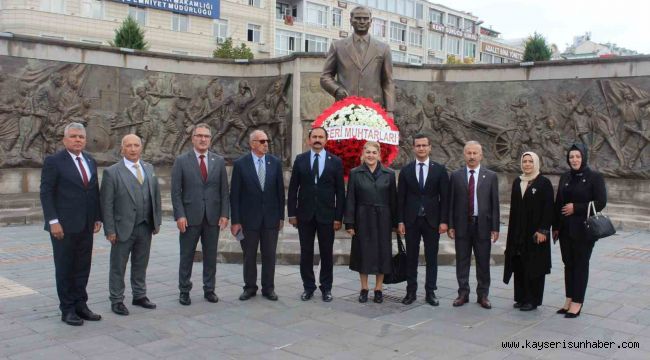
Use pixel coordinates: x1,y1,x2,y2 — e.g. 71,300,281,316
231,129,285,301
287,127,345,302
397,134,449,306
40,122,102,326
320,5,395,117
171,124,229,306
101,134,162,315
448,141,500,309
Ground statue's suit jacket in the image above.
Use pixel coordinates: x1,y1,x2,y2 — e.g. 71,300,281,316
101,160,162,242
320,35,395,113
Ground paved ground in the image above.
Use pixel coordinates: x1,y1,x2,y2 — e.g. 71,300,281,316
0,221,649,359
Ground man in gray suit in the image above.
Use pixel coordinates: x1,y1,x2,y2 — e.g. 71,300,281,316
320,6,395,117
101,134,161,315
448,141,500,309
171,123,229,306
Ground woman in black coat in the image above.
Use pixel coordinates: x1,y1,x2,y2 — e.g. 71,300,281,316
344,141,397,304
504,152,553,311
553,143,607,318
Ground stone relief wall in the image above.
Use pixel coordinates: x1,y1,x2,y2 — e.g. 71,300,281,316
0,57,292,166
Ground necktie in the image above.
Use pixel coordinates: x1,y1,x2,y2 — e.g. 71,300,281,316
468,169,475,218
313,153,320,184
418,163,425,191
76,156,89,187
134,163,144,185
257,158,265,190
199,154,208,182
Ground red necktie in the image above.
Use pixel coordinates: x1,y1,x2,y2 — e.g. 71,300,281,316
199,155,208,182
468,169,475,218
76,156,89,187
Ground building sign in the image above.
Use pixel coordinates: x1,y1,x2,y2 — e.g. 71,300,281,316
446,27,463,37
109,0,220,19
481,42,524,61
463,32,478,41
429,22,445,33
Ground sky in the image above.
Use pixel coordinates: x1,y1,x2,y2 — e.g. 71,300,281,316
439,0,649,54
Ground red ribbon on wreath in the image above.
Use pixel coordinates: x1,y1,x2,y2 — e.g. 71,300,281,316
312,96,399,179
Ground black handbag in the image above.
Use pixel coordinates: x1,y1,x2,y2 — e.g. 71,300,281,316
584,201,616,241
383,234,407,284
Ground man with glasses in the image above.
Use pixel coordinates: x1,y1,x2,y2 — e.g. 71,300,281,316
230,130,285,301
171,123,230,306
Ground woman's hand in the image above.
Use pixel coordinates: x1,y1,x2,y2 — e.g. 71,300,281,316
346,228,355,236
535,232,547,244
561,203,575,216
552,230,559,243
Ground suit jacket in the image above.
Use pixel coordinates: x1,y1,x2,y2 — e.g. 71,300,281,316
448,166,500,239
40,150,101,233
397,160,449,228
171,151,230,226
320,35,395,113
101,160,162,242
230,153,285,230
287,151,345,224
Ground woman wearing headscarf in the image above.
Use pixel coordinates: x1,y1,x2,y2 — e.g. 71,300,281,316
344,141,397,304
553,144,607,318
504,152,554,311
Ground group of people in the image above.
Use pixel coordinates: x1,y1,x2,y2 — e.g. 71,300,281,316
40,121,606,327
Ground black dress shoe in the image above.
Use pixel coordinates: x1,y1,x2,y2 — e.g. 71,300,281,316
513,302,523,309
111,302,129,316
61,312,84,326
520,303,537,311
239,289,256,301
262,291,278,301
358,289,369,303
477,297,492,309
425,292,439,306
565,306,582,318
322,291,333,302
204,292,219,303
179,292,191,306
301,291,314,301
133,296,157,309
373,290,384,304
556,308,569,314
76,305,101,321
453,296,469,307
402,292,416,305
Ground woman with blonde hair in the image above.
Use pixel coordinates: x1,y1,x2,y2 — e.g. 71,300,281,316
344,141,397,303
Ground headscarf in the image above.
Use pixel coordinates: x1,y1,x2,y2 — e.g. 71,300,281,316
519,151,540,198
567,143,589,176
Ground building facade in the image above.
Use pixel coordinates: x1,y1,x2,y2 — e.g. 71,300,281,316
561,32,639,60
0,0,482,63
478,26,524,64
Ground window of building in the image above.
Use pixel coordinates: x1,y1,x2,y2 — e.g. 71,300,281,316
275,29,302,56
213,19,228,44
276,2,298,20
408,54,422,65
80,0,103,19
40,0,65,14
128,6,146,26
463,20,474,33
429,9,442,24
305,34,328,53
480,52,493,64
389,22,407,43
332,8,342,28
447,36,460,55
464,41,477,59
306,2,328,28
408,27,422,47
447,14,460,28
376,0,387,10
427,55,444,64
415,3,424,20
171,13,188,32
427,31,443,51
372,18,386,38
248,0,261,8
247,24,261,43
405,0,415,18
367,0,377,8
391,50,406,63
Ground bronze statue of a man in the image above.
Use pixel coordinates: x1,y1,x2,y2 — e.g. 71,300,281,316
320,6,395,117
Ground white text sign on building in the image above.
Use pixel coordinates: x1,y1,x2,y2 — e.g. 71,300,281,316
110,0,220,19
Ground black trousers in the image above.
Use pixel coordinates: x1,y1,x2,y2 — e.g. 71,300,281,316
455,221,491,298
512,255,546,306
50,229,93,314
241,226,279,294
559,234,594,303
297,217,334,292
179,217,219,293
405,217,440,294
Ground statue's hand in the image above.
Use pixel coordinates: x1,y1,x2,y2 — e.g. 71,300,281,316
334,88,349,101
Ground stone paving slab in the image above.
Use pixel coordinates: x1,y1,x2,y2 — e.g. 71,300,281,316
0,224,649,359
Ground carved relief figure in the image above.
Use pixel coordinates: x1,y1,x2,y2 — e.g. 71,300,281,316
215,80,254,152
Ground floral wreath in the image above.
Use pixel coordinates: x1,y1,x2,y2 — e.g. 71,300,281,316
312,96,400,178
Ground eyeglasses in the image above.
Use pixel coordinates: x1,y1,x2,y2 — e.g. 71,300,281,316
193,134,211,139
253,139,270,144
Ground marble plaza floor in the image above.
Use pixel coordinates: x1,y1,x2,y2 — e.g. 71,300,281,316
0,222,649,359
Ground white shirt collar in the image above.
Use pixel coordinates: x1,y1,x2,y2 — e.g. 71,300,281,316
194,149,208,159
123,157,141,169
416,158,429,166
68,151,84,160
467,164,481,175
311,149,326,159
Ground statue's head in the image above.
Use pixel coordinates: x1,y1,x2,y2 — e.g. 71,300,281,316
623,89,634,101
446,97,455,105
51,73,64,87
434,105,444,116
239,80,250,94
135,86,146,98
427,93,436,103
350,6,372,36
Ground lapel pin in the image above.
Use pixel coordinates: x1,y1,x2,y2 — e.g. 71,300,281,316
482,175,485,178
582,179,586,183
532,188,537,194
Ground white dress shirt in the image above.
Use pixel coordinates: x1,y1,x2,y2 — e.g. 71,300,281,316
466,164,480,217
415,157,429,185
